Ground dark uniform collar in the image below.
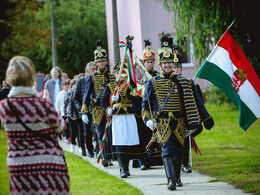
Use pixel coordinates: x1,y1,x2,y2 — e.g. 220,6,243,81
97,67,108,75
148,69,155,74
160,71,175,79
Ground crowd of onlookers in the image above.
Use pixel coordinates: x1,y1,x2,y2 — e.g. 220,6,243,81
41,63,98,158
0,62,99,158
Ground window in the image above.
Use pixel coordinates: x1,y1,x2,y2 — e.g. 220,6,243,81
177,36,194,67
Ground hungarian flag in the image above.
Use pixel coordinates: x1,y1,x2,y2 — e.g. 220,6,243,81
119,41,137,92
195,30,260,131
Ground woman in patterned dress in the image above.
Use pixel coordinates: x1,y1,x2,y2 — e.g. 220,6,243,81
0,56,70,195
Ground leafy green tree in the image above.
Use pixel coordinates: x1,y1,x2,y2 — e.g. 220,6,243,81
1,0,107,79
161,0,259,77
0,0,15,81
1,0,52,76
37,0,107,77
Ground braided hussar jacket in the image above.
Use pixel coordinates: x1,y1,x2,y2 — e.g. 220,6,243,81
82,68,115,126
101,80,140,115
142,71,213,145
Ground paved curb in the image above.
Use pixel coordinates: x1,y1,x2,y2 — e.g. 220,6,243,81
59,140,248,195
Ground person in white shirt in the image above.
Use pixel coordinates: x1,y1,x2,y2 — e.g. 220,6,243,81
55,80,70,117
55,79,71,142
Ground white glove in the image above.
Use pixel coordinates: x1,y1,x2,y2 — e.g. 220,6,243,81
112,94,119,102
146,120,157,131
82,114,89,124
107,108,113,115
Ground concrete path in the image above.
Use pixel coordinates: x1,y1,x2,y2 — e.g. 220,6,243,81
59,140,248,195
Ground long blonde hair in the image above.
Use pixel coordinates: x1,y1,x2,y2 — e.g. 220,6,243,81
50,67,63,80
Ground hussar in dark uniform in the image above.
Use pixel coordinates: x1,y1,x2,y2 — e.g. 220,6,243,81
101,63,147,178
142,34,214,190
82,40,115,167
133,40,163,169
143,40,158,77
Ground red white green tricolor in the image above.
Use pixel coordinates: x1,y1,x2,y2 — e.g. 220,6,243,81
195,30,260,131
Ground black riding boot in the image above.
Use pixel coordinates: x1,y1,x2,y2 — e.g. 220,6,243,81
174,159,183,187
125,158,130,176
163,157,176,191
118,158,129,178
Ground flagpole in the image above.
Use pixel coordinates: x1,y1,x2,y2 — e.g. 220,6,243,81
189,130,192,168
227,19,235,31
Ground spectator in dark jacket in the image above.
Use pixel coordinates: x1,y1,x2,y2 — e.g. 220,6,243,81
0,80,10,128
0,80,10,100
74,61,97,158
67,79,82,154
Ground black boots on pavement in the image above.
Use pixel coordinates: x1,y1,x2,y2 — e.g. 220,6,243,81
163,156,183,190
163,156,176,190
118,158,130,178
174,160,183,187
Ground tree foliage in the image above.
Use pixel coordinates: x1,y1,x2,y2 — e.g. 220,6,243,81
1,0,107,79
0,0,51,80
204,84,236,109
0,0,15,81
161,0,259,77
37,0,107,77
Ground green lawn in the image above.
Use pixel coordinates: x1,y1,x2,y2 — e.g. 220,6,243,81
0,104,259,194
192,104,260,194
0,130,142,195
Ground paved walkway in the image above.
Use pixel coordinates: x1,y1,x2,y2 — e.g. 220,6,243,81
59,140,248,195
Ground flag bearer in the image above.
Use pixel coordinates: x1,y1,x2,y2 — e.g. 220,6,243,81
101,63,147,178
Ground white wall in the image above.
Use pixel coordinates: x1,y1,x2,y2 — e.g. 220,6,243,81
105,0,209,90
106,0,175,69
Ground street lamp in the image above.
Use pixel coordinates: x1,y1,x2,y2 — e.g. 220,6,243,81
38,0,57,67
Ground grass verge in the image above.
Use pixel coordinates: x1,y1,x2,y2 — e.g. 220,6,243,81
192,104,260,194
0,130,142,195
0,103,259,194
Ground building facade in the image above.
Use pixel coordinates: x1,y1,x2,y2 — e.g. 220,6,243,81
105,0,209,90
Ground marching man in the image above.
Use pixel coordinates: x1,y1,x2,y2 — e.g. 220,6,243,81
142,34,214,190
101,62,147,178
82,40,115,166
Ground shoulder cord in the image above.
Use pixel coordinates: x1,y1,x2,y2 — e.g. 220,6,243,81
171,76,188,128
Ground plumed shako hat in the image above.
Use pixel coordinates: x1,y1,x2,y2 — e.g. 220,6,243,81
142,40,155,61
157,33,174,65
172,45,182,67
94,40,107,62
